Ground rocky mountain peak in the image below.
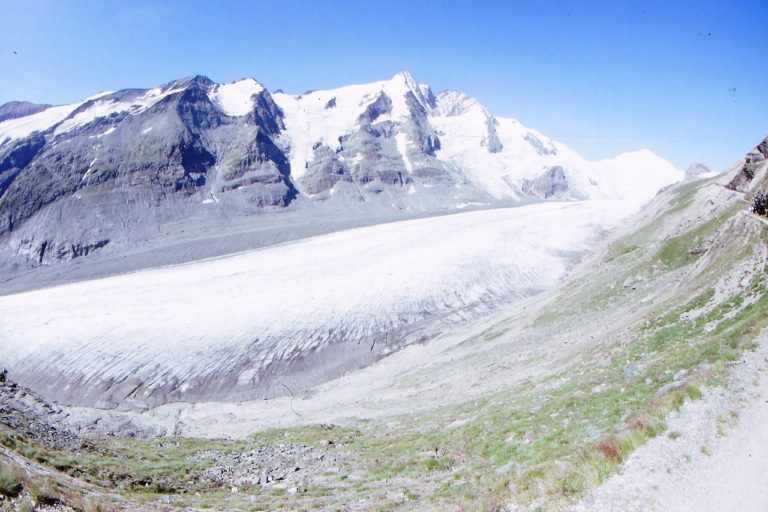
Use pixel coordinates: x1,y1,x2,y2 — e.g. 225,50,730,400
726,136,768,192
0,101,52,123
161,74,216,92
685,162,712,178
385,71,437,114
391,70,416,85
435,90,483,117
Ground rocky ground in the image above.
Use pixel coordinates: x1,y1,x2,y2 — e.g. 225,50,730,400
197,439,346,493
0,370,80,452
0,373,362,510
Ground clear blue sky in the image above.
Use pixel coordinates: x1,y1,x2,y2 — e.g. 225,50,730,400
1,0,766,170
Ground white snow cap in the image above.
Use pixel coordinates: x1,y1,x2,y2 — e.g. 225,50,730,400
592,148,684,205
273,71,682,203
208,77,265,117
0,76,267,143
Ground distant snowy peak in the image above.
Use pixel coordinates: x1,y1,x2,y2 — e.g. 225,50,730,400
0,101,52,123
271,72,440,184
685,162,717,179
593,149,684,204
209,77,266,117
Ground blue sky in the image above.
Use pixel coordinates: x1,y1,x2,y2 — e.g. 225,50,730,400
0,0,765,170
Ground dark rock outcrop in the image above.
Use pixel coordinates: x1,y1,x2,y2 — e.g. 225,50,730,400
726,136,768,192
0,373,81,451
522,166,571,199
525,132,557,156
0,75,297,266
483,116,503,153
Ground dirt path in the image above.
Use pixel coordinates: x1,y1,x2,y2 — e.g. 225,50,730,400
570,330,768,512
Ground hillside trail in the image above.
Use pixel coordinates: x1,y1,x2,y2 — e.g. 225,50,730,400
569,329,768,512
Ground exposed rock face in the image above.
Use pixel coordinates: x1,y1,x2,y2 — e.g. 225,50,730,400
0,372,81,451
726,136,768,192
483,116,503,153
0,75,295,266
302,146,350,195
220,130,296,204
522,166,572,199
0,134,46,200
525,132,557,156
754,137,768,161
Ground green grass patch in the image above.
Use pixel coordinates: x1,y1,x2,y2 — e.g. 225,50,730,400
605,244,640,263
0,461,22,497
28,477,60,507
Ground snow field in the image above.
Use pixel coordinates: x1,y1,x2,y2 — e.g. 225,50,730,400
1,200,631,388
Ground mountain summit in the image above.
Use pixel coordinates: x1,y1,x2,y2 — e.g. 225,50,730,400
0,72,682,268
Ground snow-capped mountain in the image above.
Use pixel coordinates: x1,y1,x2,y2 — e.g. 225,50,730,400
272,72,680,205
0,72,682,268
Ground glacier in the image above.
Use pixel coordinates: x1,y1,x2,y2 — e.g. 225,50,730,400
3,199,638,409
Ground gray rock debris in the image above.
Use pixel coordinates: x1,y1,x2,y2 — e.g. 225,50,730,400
0,372,82,451
198,441,346,490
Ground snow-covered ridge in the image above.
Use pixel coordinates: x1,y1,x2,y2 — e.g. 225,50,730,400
0,91,112,142
435,90,483,117
271,71,683,205
53,87,187,136
272,71,434,181
592,148,683,204
209,77,265,116
0,87,192,142
0,77,263,143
